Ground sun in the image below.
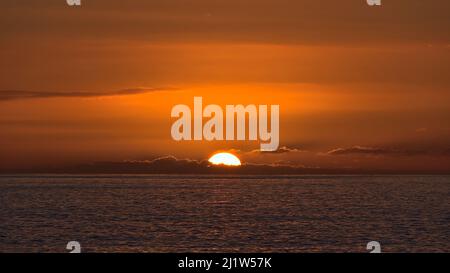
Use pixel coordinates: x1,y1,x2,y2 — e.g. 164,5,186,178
208,152,241,166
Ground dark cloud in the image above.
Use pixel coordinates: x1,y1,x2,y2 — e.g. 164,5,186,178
0,87,175,101
2,155,449,174
249,146,304,154
64,155,342,175
66,156,209,174
327,146,395,156
439,148,450,156
326,146,450,157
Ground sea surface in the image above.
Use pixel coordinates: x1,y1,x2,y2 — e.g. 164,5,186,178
0,175,449,253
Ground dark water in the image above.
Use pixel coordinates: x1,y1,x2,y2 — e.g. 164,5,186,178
0,175,449,253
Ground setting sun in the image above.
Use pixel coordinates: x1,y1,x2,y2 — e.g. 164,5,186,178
208,153,241,166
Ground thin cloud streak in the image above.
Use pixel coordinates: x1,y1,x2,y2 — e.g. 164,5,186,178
0,87,177,101
248,146,304,154
326,146,450,157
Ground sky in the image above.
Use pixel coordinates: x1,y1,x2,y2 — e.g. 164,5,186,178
0,0,449,173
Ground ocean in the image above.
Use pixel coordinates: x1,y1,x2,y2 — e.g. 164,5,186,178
0,175,448,253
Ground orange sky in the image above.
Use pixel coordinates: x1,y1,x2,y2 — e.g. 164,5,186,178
0,0,449,173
